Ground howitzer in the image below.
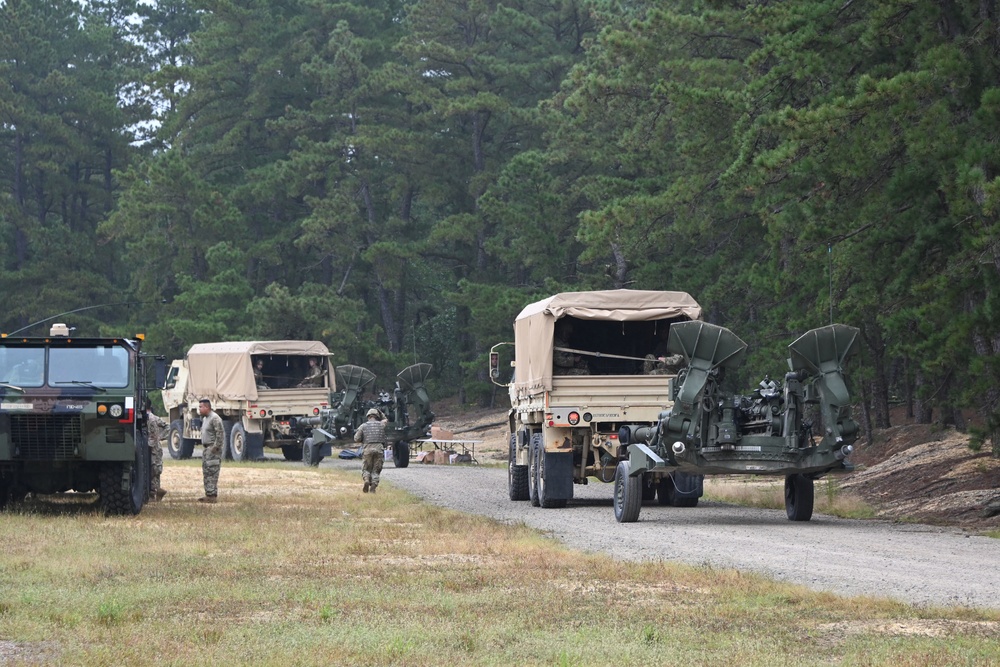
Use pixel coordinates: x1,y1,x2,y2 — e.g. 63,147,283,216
616,322,860,522
297,363,435,467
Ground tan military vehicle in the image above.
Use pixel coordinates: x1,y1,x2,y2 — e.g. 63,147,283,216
490,290,703,508
161,341,334,461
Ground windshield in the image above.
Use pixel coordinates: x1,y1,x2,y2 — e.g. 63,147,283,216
0,347,46,387
49,346,130,388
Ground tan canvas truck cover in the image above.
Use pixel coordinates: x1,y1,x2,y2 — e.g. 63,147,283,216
513,290,702,399
184,340,333,403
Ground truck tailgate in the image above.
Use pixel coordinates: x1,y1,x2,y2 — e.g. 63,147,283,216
548,376,673,417
249,388,330,414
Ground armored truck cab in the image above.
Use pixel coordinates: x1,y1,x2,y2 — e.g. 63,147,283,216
491,290,704,509
0,324,152,515
161,340,335,462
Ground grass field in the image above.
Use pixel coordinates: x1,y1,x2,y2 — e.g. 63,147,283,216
1,461,998,666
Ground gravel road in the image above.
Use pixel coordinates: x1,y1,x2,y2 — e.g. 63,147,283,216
329,458,1000,609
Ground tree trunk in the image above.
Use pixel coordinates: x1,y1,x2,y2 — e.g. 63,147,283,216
861,317,891,428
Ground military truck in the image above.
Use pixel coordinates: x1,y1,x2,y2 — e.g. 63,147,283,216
0,323,154,515
490,290,705,509
297,363,436,467
492,290,861,522
161,341,336,462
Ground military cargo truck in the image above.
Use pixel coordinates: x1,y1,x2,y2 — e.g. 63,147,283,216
490,290,705,508
161,341,335,462
493,291,861,522
0,324,154,515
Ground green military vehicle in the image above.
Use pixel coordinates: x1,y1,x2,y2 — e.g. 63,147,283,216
0,323,154,515
491,290,859,522
297,363,435,467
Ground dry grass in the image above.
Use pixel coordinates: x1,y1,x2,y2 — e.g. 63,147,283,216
0,461,997,666
704,476,876,519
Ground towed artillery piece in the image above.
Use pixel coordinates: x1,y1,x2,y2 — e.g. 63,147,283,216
616,322,860,522
295,363,435,467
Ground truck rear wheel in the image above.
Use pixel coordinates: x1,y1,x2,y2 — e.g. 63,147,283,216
229,423,251,462
528,434,542,507
785,474,814,521
99,445,148,516
167,420,195,460
392,442,410,468
508,434,529,501
613,461,641,523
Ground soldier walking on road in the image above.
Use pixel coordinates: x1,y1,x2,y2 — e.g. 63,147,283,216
146,405,169,500
198,399,225,503
354,408,387,493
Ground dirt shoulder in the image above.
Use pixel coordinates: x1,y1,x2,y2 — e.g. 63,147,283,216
430,400,1000,531
842,423,1000,530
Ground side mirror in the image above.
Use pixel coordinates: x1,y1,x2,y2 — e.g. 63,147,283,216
489,352,500,379
154,356,167,389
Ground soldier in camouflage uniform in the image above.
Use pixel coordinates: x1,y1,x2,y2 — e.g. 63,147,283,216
553,320,589,376
198,399,225,503
146,406,169,500
354,408,387,493
297,357,325,388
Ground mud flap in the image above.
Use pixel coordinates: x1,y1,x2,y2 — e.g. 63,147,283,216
542,451,574,501
672,471,704,499
244,435,265,461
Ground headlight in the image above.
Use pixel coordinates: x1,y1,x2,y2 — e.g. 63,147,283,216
109,404,124,418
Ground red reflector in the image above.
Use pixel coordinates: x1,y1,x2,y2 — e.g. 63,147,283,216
259,410,266,417
610,434,619,439
313,407,320,415
548,420,554,427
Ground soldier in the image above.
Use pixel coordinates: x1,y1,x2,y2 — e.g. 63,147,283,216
297,357,325,388
146,405,169,500
253,358,269,389
644,326,685,375
354,407,387,493
198,399,225,503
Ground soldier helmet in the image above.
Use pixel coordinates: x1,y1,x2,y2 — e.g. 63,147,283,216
366,408,381,419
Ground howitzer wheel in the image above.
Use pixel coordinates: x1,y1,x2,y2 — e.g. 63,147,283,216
508,433,529,501
613,461,642,523
303,438,323,466
785,474,814,521
528,434,542,507
167,420,195,460
392,442,410,468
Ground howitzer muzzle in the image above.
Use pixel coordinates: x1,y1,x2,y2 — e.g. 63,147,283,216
835,444,853,461
297,416,323,428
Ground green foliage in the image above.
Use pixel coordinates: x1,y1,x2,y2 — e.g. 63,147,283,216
6,0,1000,449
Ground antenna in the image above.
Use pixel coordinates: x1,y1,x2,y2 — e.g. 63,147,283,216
828,244,834,325
3,299,166,337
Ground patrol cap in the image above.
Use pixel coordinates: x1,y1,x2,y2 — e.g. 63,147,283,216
366,408,381,418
